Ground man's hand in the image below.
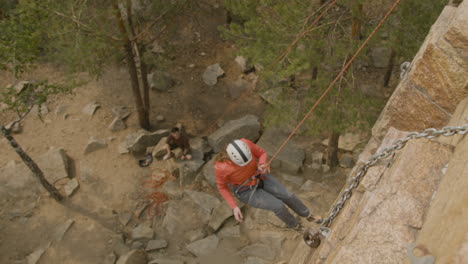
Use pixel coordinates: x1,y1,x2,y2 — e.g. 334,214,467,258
257,163,270,174
233,206,243,222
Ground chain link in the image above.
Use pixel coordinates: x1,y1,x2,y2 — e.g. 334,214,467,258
321,124,467,229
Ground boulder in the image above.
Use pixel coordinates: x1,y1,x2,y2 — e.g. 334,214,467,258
208,115,261,153
116,250,147,264
202,63,224,86
145,239,168,251
370,46,392,68
148,71,174,92
184,190,220,214
130,129,170,155
208,203,233,231
178,159,205,186
152,137,168,158
199,158,216,186
256,128,305,173
109,118,127,132
321,133,365,152
186,235,219,257
228,78,250,99
218,225,240,238
82,101,101,116
33,148,70,184
189,137,212,160
339,154,355,168
239,243,276,261
84,137,108,154
112,106,131,120
131,222,154,240
64,178,79,197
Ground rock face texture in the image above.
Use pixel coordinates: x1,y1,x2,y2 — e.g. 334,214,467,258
292,3,468,263
372,3,467,140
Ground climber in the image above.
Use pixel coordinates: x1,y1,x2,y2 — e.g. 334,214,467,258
214,138,322,230
163,126,192,161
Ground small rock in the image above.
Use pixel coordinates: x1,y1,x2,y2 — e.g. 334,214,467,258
5,121,22,134
311,151,323,165
14,81,30,94
118,212,132,226
188,64,195,68
112,106,131,120
148,71,174,92
118,142,130,154
116,250,147,264
156,115,165,122
145,239,168,251
131,241,145,250
234,56,252,73
55,105,69,116
109,118,127,132
322,164,330,173
218,225,240,238
202,63,224,86
131,223,154,240
84,137,108,154
151,40,165,54
82,101,101,116
200,52,207,56
64,178,79,197
186,235,219,257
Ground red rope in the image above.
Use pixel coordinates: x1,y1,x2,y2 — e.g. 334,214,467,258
267,0,403,166
202,0,338,135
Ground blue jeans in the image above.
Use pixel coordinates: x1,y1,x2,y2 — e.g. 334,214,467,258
233,174,309,228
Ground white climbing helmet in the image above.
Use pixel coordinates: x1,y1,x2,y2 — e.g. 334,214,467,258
226,139,252,166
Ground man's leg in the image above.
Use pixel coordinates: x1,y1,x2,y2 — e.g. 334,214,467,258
163,144,172,160
235,188,299,228
262,174,310,217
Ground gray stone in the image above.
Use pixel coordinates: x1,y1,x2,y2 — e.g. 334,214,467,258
55,105,69,116
163,200,204,235
131,241,144,250
339,154,355,168
218,225,240,238
178,159,205,186
82,101,101,116
209,203,233,231
112,106,131,120
186,229,206,243
244,257,268,264
14,81,30,94
145,239,168,251
116,250,147,264
151,40,165,54
202,63,224,86
64,178,79,197
311,151,323,165
148,259,183,264
118,142,130,154
199,158,216,186
130,129,170,155
109,118,127,132
239,243,275,261
235,56,252,73
118,212,132,226
208,115,261,153
84,137,108,154
228,78,250,99
257,128,305,173
184,190,220,214
186,235,219,257
31,104,49,115
370,46,392,68
160,180,182,199
189,137,211,160
148,71,174,92
35,148,70,183
131,223,154,240
259,86,284,106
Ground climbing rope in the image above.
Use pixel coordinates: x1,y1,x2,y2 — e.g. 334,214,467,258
303,124,468,248
203,0,338,135
266,0,403,167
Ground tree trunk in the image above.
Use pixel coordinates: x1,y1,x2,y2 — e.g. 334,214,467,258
0,125,63,201
351,1,363,40
383,48,396,87
327,131,340,168
112,0,150,130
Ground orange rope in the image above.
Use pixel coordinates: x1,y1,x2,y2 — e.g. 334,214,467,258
202,0,338,135
267,0,403,166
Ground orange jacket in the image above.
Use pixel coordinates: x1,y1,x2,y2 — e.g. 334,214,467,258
215,138,268,209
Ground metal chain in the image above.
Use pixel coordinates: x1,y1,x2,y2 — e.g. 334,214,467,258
321,124,468,228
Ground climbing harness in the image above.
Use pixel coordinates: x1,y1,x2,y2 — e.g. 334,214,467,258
303,124,468,248
234,172,266,204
